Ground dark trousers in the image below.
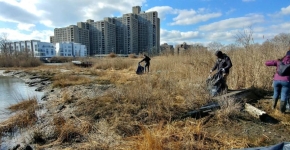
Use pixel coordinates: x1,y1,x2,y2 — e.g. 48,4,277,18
145,63,150,72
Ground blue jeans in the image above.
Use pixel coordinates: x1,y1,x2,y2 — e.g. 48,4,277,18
273,80,290,102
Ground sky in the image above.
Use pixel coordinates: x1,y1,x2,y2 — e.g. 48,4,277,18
0,0,289,47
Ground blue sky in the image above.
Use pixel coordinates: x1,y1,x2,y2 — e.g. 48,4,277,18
0,0,289,47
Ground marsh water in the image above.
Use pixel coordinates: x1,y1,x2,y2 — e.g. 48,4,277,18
0,74,44,121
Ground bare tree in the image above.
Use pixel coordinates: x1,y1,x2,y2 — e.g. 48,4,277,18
235,27,254,50
223,43,238,51
270,33,290,51
0,33,10,56
207,41,224,51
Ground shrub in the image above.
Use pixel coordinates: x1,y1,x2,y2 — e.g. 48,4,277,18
107,52,117,58
128,54,138,58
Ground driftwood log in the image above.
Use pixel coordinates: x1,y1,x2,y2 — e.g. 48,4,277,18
245,103,267,119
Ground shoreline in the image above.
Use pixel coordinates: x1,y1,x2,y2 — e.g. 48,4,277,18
0,69,115,149
0,70,53,149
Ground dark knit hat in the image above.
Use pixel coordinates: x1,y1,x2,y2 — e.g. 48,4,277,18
215,50,223,58
287,51,290,56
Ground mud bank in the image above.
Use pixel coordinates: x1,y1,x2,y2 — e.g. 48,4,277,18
0,70,115,149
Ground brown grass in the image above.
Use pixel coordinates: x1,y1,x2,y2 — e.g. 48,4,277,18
52,74,93,88
0,97,38,134
3,36,289,149
67,43,286,149
215,97,242,123
42,46,271,148
0,52,42,67
107,52,117,58
91,57,136,70
128,54,138,58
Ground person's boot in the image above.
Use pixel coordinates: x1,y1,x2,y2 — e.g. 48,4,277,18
287,100,290,112
280,101,287,113
272,99,278,109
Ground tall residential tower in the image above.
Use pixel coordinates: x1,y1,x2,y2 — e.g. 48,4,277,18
50,6,160,56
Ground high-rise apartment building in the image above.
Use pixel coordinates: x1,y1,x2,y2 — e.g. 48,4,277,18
136,7,160,55
50,25,90,55
51,6,160,56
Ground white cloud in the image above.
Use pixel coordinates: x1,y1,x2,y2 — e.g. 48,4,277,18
0,1,39,24
199,14,264,31
146,6,176,20
0,28,53,42
17,23,35,31
160,29,204,45
270,22,290,33
34,0,147,27
0,0,147,28
206,31,235,41
170,9,222,25
281,5,290,15
160,28,240,46
40,20,54,28
146,7,222,26
226,8,236,15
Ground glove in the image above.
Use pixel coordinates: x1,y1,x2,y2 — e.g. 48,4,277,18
221,68,225,72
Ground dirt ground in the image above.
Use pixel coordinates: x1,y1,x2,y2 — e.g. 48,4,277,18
201,91,290,149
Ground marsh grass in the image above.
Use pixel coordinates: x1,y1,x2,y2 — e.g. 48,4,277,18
0,52,42,67
107,52,118,58
0,97,38,134
55,46,278,149
52,74,92,88
36,114,95,149
215,97,242,123
71,44,286,149
92,57,136,70
5,40,289,149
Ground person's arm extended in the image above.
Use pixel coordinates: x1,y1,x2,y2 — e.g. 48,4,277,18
211,61,218,72
265,60,278,66
139,58,145,63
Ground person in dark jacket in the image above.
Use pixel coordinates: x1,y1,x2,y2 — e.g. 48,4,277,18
265,50,290,113
139,54,151,73
210,50,232,86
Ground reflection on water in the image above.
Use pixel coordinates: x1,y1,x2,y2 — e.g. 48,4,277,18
0,75,44,121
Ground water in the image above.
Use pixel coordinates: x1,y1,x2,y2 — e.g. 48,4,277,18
0,75,44,121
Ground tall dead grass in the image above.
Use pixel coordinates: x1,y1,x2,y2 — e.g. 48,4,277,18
52,73,93,88
64,45,278,149
92,57,137,70
0,52,42,67
7,41,286,149
0,97,38,134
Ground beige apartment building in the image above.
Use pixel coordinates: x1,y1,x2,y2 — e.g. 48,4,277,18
50,25,90,55
51,6,160,56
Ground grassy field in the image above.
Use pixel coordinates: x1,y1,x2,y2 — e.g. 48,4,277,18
1,42,290,149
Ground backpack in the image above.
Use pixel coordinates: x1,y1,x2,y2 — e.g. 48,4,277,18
277,61,290,76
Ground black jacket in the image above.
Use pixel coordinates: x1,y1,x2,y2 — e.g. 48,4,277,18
211,54,232,73
140,56,151,64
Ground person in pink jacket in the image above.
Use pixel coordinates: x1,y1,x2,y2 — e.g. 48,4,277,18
265,50,290,113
